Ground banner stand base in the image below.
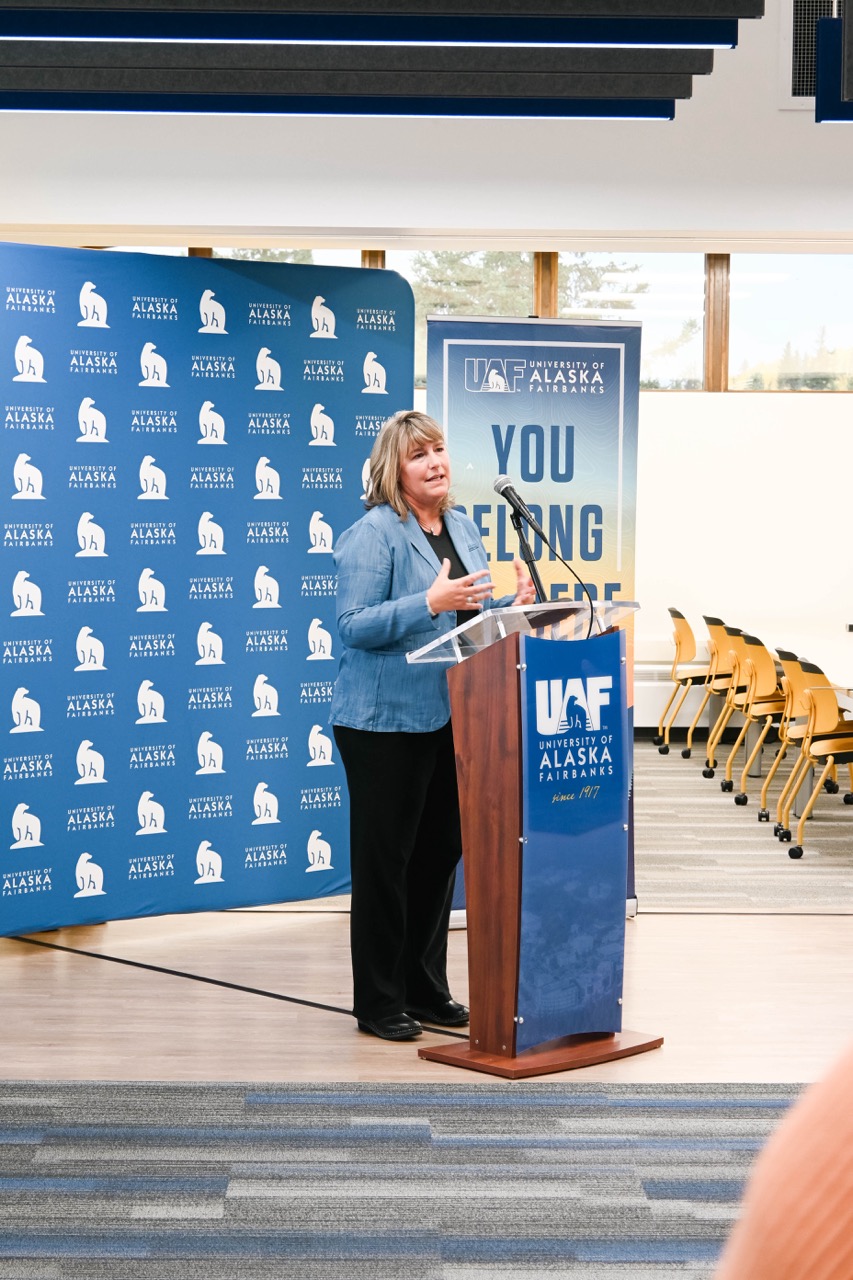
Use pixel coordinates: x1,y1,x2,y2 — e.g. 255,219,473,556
419,1029,663,1080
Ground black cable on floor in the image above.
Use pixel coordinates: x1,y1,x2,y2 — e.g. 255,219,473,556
10,935,470,1039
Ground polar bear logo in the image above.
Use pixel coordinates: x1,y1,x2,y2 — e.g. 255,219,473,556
254,456,281,500
252,781,280,825
487,368,510,391
12,453,44,500
307,724,334,767
138,454,167,500
11,687,43,734
253,565,281,609
75,512,107,558
136,679,166,724
306,829,333,872
78,281,109,328
309,403,335,446
310,295,337,338
197,510,225,555
74,626,106,671
137,567,166,612
252,673,280,717
362,352,387,394
195,840,224,884
74,851,106,897
307,617,333,661
75,739,106,784
136,790,166,835
139,342,169,387
11,570,43,617
13,336,46,383
196,730,225,775
77,397,108,443
308,510,333,554
198,400,226,445
198,289,227,334
195,621,224,665
255,347,282,391
10,801,42,849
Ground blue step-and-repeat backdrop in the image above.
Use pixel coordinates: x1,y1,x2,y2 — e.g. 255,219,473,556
1,242,414,935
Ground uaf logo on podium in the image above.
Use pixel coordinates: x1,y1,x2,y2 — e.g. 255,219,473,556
535,674,612,735
521,629,628,835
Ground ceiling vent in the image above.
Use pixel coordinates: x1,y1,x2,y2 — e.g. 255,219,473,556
787,0,842,100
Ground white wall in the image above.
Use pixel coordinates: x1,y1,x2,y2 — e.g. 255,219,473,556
2,4,853,248
633,389,853,723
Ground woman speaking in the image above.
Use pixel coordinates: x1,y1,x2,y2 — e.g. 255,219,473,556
330,410,535,1042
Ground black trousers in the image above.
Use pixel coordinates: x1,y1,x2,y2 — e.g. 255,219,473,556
333,721,462,1021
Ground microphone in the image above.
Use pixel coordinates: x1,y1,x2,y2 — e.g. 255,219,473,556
493,475,546,539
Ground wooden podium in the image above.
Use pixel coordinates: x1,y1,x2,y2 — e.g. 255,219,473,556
409,604,662,1079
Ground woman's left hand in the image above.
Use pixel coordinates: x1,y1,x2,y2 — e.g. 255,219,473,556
512,557,537,605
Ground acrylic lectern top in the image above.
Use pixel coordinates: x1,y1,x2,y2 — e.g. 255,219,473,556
406,600,639,665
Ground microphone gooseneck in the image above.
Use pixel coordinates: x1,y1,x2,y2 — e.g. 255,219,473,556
492,474,546,539
492,474,601,638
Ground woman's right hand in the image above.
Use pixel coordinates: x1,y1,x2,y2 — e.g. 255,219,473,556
426,559,493,615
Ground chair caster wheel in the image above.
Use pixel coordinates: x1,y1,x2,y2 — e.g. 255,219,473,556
658,745,670,755
702,768,715,779
681,748,692,759
721,779,734,792
779,829,792,843
734,793,748,806
788,846,804,859
758,809,770,822
652,735,663,746
844,793,853,805
824,780,839,794
773,823,783,836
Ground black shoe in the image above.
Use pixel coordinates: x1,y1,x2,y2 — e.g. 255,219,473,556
356,1013,423,1041
406,999,469,1027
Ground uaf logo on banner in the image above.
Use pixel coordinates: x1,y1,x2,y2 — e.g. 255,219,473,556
535,676,613,735
464,358,526,393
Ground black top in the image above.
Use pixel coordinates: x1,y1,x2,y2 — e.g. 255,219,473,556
423,523,479,628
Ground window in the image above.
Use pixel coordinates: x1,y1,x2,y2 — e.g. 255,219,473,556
385,250,534,387
211,247,361,268
558,252,705,390
102,246,189,255
729,255,853,390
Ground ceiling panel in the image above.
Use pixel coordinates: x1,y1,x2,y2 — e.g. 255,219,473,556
0,2,764,118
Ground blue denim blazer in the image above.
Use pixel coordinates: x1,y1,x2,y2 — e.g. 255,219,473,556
329,503,506,733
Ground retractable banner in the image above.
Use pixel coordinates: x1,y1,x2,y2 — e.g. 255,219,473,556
1,242,413,935
426,316,640,608
427,316,640,904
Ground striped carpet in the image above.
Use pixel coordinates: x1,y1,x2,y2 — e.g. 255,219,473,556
0,1080,799,1279
634,734,853,912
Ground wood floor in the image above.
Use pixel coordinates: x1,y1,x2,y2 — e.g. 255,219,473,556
3,900,852,1084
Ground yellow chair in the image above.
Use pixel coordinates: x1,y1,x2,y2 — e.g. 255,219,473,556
702,626,752,778
654,608,713,757
683,617,739,767
777,684,853,858
759,654,851,824
722,635,787,803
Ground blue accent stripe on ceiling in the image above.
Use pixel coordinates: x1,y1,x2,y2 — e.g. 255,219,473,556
815,17,853,120
0,90,678,117
0,12,739,47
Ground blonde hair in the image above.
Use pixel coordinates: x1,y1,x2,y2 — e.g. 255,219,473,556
365,410,455,519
